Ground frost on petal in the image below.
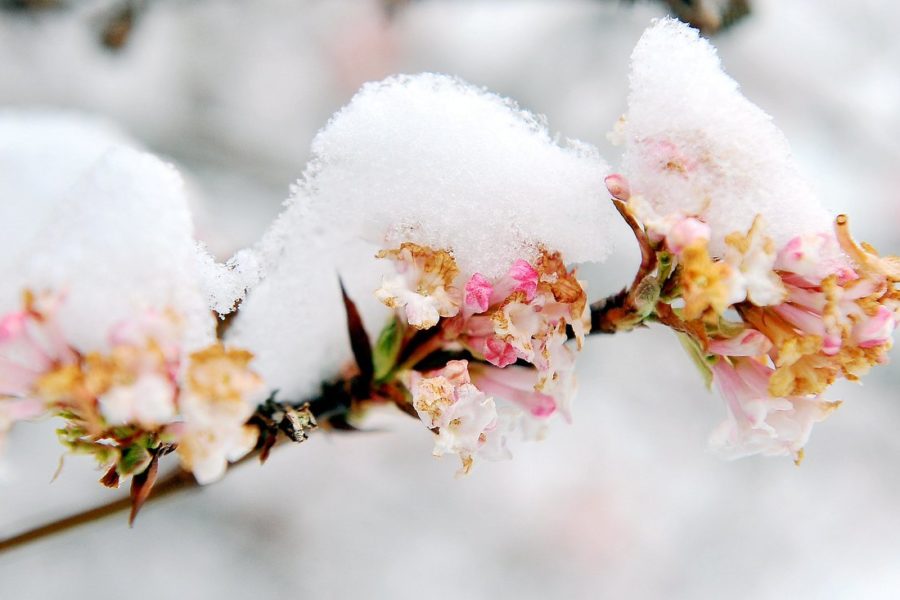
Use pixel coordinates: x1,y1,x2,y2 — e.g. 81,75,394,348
666,217,711,256
618,18,831,255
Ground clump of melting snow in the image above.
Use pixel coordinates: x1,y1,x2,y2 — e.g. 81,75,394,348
615,18,832,255
229,73,617,400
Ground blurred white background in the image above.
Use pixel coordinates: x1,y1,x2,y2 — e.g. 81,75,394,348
1,1,899,598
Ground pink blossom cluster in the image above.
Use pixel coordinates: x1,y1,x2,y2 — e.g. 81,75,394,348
376,243,587,473
0,292,262,484
606,173,898,461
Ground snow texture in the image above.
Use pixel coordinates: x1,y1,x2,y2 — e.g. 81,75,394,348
303,73,615,278
616,18,833,255
228,73,617,400
14,146,217,360
0,111,137,291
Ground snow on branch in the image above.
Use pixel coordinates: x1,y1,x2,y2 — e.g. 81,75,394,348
0,18,896,527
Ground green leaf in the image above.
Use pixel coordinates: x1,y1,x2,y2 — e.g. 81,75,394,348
373,317,403,382
676,331,715,390
117,444,152,477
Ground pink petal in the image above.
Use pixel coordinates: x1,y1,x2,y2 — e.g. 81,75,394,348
464,273,493,313
507,260,539,301
667,217,711,255
853,305,896,348
708,329,772,357
605,174,631,201
483,337,518,368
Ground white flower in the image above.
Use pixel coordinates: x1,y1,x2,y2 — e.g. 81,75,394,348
98,373,177,429
723,217,786,307
176,344,262,484
375,243,461,329
408,360,498,474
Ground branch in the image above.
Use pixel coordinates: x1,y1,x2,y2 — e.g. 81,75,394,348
0,467,197,554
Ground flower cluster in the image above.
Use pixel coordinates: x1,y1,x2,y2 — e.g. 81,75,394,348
0,291,263,485
605,174,899,461
375,243,588,473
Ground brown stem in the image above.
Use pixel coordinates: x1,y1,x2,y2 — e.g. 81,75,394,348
0,378,350,555
589,200,659,334
396,332,445,372
0,468,197,554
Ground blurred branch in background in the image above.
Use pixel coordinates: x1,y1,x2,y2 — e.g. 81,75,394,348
654,0,750,34
2,0,752,48
0,0,145,50
386,0,751,34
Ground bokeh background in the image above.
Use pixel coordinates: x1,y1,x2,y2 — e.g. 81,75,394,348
1,1,899,598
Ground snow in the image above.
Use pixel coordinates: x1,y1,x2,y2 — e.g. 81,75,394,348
616,18,833,255
305,73,615,277
0,111,138,291
228,72,616,400
15,147,217,357
2,2,900,598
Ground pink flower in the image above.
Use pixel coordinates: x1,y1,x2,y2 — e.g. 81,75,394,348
497,260,540,303
375,243,461,329
470,363,557,420
775,233,857,285
98,373,177,429
666,217,711,255
407,360,500,474
482,336,518,368
0,298,74,398
852,305,895,349
709,358,839,461
707,329,772,357
464,273,493,313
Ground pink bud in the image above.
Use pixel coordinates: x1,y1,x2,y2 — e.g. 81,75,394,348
667,217,711,255
464,273,493,313
604,174,631,201
507,260,539,302
483,337,518,368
